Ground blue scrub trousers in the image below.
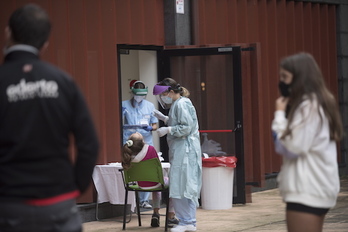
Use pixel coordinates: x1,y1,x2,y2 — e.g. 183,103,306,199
172,198,196,226
139,191,150,204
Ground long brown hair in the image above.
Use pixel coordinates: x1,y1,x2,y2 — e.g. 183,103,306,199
121,134,145,170
158,77,190,97
280,52,343,141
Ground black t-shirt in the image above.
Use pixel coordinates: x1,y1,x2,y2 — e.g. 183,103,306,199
0,50,99,200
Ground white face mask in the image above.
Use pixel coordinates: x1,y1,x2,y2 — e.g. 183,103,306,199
134,95,145,103
161,95,172,104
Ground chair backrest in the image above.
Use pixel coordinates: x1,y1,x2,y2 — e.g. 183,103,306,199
123,158,165,186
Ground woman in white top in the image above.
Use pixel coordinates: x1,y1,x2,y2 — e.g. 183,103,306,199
272,52,343,232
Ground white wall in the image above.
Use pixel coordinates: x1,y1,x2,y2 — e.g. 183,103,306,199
138,50,158,108
120,50,139,101
120,49,160,151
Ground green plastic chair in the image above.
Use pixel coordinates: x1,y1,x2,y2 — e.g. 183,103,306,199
119,158,169,231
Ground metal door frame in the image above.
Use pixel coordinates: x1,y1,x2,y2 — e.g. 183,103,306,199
158,46,246,204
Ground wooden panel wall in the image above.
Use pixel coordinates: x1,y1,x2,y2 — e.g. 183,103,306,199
0,0,164,202
0,0,165,166
192,0,338,186
0,0,338,198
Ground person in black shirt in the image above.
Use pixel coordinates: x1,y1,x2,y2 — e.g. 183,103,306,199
0,4,99,232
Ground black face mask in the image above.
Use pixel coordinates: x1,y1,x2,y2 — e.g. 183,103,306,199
278,81,291,97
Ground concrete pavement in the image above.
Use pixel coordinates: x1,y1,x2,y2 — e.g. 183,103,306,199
83,176,348,232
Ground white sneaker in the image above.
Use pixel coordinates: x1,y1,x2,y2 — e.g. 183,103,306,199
140,201,152,209
170,224,197,232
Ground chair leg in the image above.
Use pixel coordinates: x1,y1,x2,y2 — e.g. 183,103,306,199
95,191,99,221
135,191,142,226
164,191,169,232
123,190,128,230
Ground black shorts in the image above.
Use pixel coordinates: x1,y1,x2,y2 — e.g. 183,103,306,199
286,202,329,216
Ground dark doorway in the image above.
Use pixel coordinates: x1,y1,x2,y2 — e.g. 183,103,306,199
158,46,245,204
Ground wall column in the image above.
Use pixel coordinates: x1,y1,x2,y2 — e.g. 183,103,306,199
164,0,192,46
337,2,348,175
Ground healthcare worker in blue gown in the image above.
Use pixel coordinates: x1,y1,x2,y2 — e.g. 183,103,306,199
153,78,202,232
122,80,158,209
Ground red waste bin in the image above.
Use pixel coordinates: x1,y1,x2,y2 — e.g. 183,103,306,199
202,156,237,168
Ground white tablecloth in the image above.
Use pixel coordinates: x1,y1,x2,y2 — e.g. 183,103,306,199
92,162,170,212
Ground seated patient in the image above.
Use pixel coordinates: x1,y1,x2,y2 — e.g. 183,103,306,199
122,132,179,228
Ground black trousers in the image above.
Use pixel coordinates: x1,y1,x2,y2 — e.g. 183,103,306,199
0,199,82,232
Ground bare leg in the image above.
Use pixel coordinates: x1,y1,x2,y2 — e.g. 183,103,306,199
153,207,175,219
286,210,325,232
168,212,175,219
152,192,175,218
153,208,160,214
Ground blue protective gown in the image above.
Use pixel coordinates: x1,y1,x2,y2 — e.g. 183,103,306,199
166,97,202,206
122,99,158,146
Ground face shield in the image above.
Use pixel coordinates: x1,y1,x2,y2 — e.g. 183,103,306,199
131,88,147,103
153,84,171,109
131,87,148,96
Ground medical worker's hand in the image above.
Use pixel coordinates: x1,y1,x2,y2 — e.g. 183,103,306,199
142,125,153,131
157,127,171,137
153,109,169,124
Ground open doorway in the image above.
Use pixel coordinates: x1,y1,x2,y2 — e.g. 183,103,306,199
117,44,246,204
118,45,162,152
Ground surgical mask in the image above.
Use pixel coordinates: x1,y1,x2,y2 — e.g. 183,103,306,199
134,95,145,103
161,95,172,104
278,81,291,97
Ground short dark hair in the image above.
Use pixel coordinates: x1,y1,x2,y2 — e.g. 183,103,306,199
9,4,51,49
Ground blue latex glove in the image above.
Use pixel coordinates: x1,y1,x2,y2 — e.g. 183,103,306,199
143,125,153,131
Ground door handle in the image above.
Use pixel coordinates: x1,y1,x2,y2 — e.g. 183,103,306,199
233,121,242,132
